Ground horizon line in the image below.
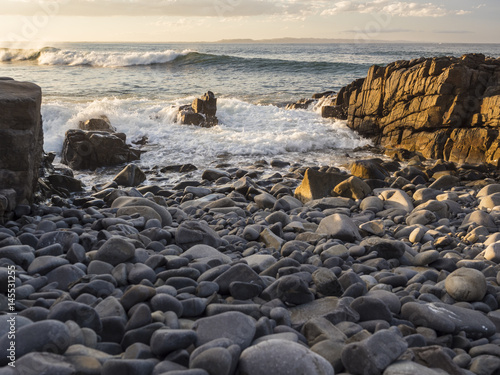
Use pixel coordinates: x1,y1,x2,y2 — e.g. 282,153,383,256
2,37,500,45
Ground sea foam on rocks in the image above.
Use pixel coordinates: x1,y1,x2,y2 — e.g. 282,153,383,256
2,155,500,374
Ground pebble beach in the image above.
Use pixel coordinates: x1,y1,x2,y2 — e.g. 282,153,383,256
2,154,500,375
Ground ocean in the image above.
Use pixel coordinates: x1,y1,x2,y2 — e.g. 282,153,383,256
1,42,500,187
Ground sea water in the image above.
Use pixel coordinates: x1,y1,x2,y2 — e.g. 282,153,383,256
1,42,500,187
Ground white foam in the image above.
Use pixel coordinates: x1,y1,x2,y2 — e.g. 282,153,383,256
42,96,371,173
0,48,40,61
36,49,193,67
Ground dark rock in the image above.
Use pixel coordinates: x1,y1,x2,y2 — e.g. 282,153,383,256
178,91,218,127
0,79,43,205
120,285,156,311
0,320,71,366
213,263,265,295
113,164,146,187
176,220,222,250
101,359,156,375
37,231,79,253
412,346,467,375
47,301,102,333
360,237,406,259
46,264,86,291
95,236,135,266
121,322,165,349
150,329,198,358
341,327,408,375
193,311,256,349
47,174,84,193
15,352,75,375
111,196,172,226
61,129,140,170
27,256,69,276
239,339,334,375
189,346,235,375
0,245,34,268
401,302,496,338
350,296,392,322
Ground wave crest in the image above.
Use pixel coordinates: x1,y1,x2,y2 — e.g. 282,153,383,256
0,46,366,71
0,47,194,67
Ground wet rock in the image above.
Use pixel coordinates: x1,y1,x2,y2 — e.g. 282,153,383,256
61,129,140,170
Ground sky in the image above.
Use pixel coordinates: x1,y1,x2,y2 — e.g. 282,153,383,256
0,0,498,44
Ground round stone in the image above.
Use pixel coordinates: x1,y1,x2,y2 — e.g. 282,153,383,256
239,339,334,375
445,267,487,302
95,237,135,266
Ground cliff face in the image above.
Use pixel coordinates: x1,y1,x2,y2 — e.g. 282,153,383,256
333,54,500,165
0,78,43,205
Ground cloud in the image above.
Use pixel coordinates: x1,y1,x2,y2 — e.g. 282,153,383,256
321,0,468,17
433,30,475,34
343,27,416,33
2,0,294,17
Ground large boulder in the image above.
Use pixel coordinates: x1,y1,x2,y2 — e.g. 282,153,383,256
0,78,43,205
328,54,500,166
61,129,140,170
294,168,348,203
177,91,218,127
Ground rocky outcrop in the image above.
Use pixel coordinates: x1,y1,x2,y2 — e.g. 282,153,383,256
287,91,336,111
0,77,43,205
328,54,500,166
61,129,141,170
177,91,218,127
286,98,315,110
78,115,115,132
